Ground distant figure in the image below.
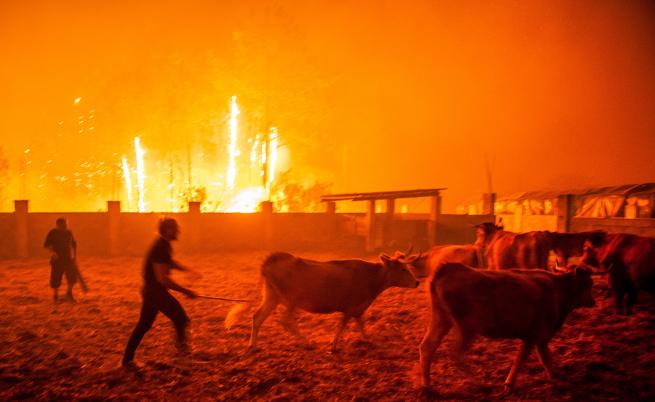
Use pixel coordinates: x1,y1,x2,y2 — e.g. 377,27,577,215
122,218,197,368
43,218,78,302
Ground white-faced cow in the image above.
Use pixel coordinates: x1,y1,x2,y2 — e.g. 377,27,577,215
227,252,419,352
419,262,606,393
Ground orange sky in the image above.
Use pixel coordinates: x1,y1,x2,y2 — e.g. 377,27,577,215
1,0,654,211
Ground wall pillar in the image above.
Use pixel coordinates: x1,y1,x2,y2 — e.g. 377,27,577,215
14,200,29,258
107,201,121,256
428,194,442,246
325,201,337,239
557,194,574,233
261,201,274,250
366,199,377,252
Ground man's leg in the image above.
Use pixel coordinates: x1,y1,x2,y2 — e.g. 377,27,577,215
50,260,63,303
157,291,190,350
122,298,158,365
63,262,78,302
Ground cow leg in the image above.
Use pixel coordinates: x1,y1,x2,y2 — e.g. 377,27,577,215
452,327,474,376
248,286,279,350
281,306,305,342
331,315,351,353
354,316,368,340
535,342,554,380
504,341,534,393
419,314,452,387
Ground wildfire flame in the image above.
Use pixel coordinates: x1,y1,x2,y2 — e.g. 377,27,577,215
226,96,239,191
121,156,133,207
114,97,283,213
134,136,146,212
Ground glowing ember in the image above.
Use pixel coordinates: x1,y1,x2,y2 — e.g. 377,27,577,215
134,136,146,212
268,127,279,190
121,156,133,208
226,96,239,191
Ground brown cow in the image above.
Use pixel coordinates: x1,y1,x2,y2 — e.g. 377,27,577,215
232,252,419,352
582,233,655,314
548,230,606,266
419,262,601,392
475,223,551,270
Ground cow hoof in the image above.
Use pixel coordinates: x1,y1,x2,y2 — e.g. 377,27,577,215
419,386,438,398
502,384,514,395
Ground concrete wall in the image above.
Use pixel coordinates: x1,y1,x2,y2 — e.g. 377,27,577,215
0,208,370,259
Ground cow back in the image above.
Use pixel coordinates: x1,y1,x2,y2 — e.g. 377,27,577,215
261,253,386,315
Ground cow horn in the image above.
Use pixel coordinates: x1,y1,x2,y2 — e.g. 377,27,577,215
402,249,423,263
405,244,414,257
591,263,613,276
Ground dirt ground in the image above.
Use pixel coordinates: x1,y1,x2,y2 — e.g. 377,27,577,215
2,251,655,401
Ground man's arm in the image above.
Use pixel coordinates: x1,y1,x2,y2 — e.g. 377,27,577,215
43,231,57,259
153,263,197,298
170,260,188,271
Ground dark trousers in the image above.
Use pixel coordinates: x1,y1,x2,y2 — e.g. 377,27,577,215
50,258,77,289
123,286,189,363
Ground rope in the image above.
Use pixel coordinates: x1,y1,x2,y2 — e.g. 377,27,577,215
196,294,252,302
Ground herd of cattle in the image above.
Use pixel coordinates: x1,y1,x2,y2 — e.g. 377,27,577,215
226,222,655,393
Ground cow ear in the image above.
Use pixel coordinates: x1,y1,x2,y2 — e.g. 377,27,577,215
379,253,391,264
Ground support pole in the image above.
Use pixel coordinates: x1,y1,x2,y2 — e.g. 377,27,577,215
366,199,377,252
557,194,574,233
428,194,442,246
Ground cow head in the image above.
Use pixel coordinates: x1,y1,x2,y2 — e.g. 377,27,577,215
392,247,427,278
379,254,419,288
581,242,600,267
474,222,503,247
568,265,596,308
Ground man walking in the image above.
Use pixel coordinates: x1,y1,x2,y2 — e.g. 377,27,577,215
122,218,197,368
44,218,78,302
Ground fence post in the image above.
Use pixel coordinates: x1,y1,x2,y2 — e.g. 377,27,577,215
107,201,121,256
14,200,29,258
428,194,442,246
557,194,574,233
261,201,274,250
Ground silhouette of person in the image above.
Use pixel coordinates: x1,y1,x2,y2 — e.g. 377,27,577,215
43,217,78,302
122,218,197,368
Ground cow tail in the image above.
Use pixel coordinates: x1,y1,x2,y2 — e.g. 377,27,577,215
225,259,267,331
224,303,249,330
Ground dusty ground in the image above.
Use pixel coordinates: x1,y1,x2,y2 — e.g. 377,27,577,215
1,251,655,401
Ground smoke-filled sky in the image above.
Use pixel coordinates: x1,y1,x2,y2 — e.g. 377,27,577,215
1,0,654,211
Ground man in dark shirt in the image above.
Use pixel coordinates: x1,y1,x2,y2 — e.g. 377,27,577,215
122,218,197,367
44,218,77,302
